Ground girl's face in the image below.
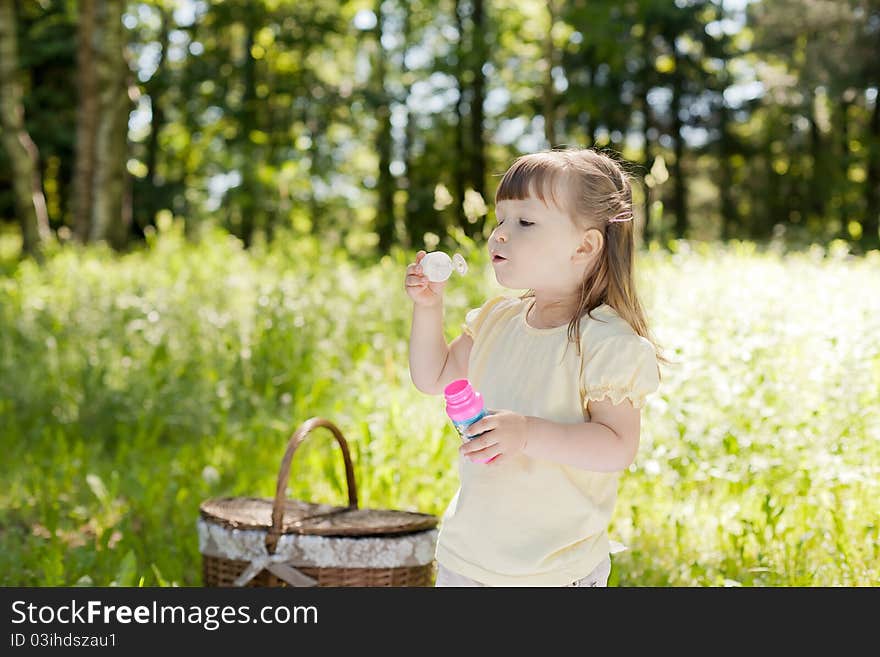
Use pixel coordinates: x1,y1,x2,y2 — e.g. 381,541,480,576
490,196,593,295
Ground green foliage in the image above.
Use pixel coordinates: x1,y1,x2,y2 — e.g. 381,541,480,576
4,0,880,255
0,231,878,586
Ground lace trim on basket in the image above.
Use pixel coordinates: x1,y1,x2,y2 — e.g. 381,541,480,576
198,518,438,586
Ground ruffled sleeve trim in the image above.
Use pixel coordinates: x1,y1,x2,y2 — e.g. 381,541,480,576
583,384,651,409
580,334,660,411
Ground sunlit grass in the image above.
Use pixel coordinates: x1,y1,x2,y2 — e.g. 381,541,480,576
1,226,878,586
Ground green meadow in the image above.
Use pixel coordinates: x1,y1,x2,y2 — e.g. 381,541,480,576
1,226,878,586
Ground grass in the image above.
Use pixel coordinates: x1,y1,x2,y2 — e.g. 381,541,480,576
1,224,878,586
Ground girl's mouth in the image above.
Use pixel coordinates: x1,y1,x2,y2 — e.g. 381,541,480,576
492,255,507,263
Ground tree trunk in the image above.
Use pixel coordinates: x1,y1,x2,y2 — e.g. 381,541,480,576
639,77,653,245
91,0,132,249
670,50,688,240
865,93,880,249
141,5,170,238
238,17,257,247
718,99,736,241
838,97,851,236
543,0,558,148
578,54,594,146
373,0,395,255
468,0,487,238
305,96,322,237
265,65,278,246
400,0,415,250
178,30,196,238
0,0,51,257
73,0,98,243
807,92,826,223
762,131,779,240
452,0,467,230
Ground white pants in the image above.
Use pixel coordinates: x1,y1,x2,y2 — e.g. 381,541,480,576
434,556,612,587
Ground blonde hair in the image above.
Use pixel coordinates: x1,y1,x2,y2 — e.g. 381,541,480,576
494,146,671,368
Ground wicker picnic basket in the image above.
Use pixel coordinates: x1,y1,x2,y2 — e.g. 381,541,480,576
199,417,439,587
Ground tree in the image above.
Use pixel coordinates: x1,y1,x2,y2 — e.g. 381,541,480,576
71,0,134,248
750,0,880,247
468,0,487,217
139,2,171,239
73,0,97,242
372,0,395,254
0,0,51,257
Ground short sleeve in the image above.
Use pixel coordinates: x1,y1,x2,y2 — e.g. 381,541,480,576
580,334,660,410
461,296,506,340
461,307,480,339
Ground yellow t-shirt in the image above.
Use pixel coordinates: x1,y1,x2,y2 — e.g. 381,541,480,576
435,295,661,586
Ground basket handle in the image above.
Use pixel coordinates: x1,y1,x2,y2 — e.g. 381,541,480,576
266,417,358,553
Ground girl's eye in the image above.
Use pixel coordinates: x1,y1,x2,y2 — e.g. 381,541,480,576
495,218,533,227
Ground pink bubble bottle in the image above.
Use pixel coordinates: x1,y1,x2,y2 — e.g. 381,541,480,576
443,378,496,463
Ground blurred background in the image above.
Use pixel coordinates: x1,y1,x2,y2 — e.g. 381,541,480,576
2,0,878,256
1,0,878,587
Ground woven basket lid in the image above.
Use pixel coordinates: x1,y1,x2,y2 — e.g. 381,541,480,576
200,496,438,537
199,418,438,543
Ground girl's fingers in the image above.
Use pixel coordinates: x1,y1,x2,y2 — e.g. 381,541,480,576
468,446,501,463
463,421,494,441
460,434,495,454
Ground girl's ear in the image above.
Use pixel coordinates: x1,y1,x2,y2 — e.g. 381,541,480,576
576,228,604,261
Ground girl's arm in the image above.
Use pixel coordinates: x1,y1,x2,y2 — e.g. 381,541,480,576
460,397,641,471
522,397,640,472
408,302,474,395
409,302,449,394
407,250,463,395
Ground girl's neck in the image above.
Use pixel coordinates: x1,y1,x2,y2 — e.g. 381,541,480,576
526,296,579,329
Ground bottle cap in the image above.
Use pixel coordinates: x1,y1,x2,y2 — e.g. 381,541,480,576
443,378,484,421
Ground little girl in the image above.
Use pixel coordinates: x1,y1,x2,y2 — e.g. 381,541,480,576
405,147,665,587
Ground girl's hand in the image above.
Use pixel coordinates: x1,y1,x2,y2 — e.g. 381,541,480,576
460,410,529,465
405,250,447,308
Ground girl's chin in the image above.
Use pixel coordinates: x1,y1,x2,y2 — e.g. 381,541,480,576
494,274,522,289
